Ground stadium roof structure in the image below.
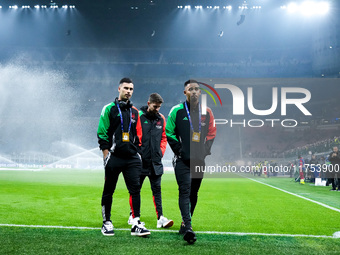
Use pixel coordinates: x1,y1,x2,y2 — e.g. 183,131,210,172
0,0,338,12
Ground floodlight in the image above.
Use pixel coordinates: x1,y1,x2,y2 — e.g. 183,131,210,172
300,1,317,16
318,2,329,15
287,2,298,13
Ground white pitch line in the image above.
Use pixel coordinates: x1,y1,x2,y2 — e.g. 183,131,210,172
0,168,48,171
0,224,98,230
0,224,336,239
249,178,340,213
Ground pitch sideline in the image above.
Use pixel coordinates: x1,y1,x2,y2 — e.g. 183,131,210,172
0,223,338,239
249,178,340,213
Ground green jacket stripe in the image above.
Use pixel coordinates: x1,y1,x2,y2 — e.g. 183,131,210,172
97,102,115,143
165,104,183,143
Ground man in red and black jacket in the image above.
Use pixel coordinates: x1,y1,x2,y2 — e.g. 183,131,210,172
128,93,174,228
97,77,150,237
165,80,216,244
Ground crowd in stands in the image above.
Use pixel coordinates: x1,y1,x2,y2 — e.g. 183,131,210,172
241,127,340,159
0,45,313,80
283,136,340,158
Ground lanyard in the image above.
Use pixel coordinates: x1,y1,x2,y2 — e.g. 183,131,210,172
117,104,132,133
184,101,201,133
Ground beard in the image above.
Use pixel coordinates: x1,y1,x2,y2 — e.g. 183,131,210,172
190,95,199,103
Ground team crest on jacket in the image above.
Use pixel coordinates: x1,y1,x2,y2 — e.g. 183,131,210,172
201,116,206,126
131,113,136,123
156,120,162,129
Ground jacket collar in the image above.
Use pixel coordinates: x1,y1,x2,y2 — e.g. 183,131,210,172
115,97,133,109
185,100,199,111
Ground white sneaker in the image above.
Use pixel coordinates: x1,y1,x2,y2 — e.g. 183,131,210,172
131,220,151,236
127,215,134,225
101,221,114,236
128,215,145,226
157,215,174,228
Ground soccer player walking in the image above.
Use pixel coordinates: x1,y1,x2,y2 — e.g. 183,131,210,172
165,80,216,244
128,93,174,228
97,78,150,237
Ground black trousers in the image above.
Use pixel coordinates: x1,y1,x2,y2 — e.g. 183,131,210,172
140,173,163,219
174,158,204,229
329,178,340,189
101,153,142,222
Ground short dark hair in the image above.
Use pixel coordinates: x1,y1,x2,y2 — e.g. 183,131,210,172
120,77,133,84
148,93,164,104
184,79,199,87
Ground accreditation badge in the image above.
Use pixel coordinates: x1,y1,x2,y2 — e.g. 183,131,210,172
192,132,200,142
122,132,130,142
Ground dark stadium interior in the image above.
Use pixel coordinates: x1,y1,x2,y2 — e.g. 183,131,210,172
0,0,339,166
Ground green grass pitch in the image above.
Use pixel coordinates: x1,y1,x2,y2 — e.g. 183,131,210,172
1,169,340,254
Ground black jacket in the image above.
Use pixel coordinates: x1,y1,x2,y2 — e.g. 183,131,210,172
165,101,216,163
328,151,340,165
97,98,142,158
328,150,340,177
139,106,167,175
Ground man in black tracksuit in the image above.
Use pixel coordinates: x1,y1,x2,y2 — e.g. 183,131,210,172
97,77,150,237
127,93,174,228
328,146,340,191
165,80,216,244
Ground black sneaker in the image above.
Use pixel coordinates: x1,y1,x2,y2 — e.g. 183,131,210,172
183,228,197,244
330,188,337,191
101,221,114,236
131,220,151,237
178,222,186,235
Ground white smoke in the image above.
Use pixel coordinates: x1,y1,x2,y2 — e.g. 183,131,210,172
0,57,76,153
